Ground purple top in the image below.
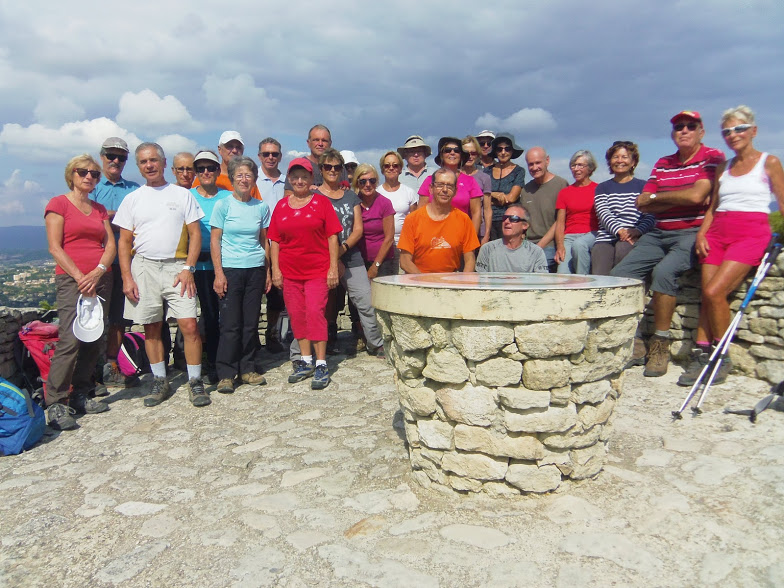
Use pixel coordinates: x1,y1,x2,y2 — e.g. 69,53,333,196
359,193,395,263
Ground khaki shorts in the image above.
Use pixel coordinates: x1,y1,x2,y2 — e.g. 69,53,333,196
124,256,198,324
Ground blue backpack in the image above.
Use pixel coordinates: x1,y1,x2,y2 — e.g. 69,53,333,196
0,377,46,456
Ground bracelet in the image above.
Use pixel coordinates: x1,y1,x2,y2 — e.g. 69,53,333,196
97,263,107,272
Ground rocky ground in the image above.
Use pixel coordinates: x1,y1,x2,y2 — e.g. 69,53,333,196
1,344,783,587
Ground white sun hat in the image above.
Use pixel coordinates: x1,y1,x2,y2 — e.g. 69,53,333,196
72,294,105,343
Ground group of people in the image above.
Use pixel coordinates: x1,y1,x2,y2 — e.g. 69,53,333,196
42,107,784,432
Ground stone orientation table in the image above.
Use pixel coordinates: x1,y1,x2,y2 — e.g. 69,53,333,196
372,273,644,495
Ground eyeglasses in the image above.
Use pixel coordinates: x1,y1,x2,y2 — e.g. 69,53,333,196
433,183,456,192
358,178,377,186
260,151,280,158
383,163,401,169
104,153,127,162
502,214,526,223
570,163,589,169
195,164,219,174
441,146,462,154
612,140,634,147
478,139,493,147
174,167,194,173
234,173,254,181
673,122,700,132
321,163,343,172
721,124,753,137
496,145,512,153
346,163,358,168
74,168,101,179
463,150,477,157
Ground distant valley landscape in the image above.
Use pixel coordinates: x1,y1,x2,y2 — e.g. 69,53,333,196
0,225,48,252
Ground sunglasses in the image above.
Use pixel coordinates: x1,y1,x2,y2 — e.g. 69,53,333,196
383,163,401,169
612,140,634,147
174,166,194,173
441,146,462,154
478,139,493,146
358,178,377,186
104,153,127,162
74,168,101,179
502,214,526,223
321,163,343,172
721,124,753,137
195,164,219,174
673,122,700,132
260,151,280,158
496,145,512,153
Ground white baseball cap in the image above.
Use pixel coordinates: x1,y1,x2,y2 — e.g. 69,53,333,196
219,131,244,146
72,294,105,343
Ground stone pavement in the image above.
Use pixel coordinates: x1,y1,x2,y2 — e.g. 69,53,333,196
1,347,783,587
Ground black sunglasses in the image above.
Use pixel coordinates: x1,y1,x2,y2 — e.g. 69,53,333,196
673,122,700,132
441,146,462,154
496,145,513,153
321,163,343,172
260,151,281,158
75,168,101,179
502,214,525,223
358,178,377,186
195,164,219,174
104,153,128,162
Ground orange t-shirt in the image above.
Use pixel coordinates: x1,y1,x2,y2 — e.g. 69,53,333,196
397,206,480,273
193,173,261,201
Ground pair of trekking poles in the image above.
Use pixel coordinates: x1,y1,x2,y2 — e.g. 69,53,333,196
673,234,783,420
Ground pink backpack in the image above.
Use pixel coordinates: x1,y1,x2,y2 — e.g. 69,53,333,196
117,332,150,377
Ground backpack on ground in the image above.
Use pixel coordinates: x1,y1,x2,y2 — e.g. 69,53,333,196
16,320,59,406
0,377,46,456
117,332,151,377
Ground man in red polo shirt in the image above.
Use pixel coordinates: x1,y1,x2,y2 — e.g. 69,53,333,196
612,110,725,377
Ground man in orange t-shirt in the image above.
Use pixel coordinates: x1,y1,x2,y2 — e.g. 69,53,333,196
398,168,480,273
193,131,262,200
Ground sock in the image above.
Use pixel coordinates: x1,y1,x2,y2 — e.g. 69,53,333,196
150,361,166,378
302,355,313,365
316,359,327,367
187,364,202,380
654,330,671,338
695,341,711,353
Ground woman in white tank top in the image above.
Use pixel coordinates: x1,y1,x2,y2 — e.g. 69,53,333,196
681,106,784,386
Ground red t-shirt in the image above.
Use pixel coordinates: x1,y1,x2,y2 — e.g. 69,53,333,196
267,194,343,280
555,182,599,234
44,195,109,275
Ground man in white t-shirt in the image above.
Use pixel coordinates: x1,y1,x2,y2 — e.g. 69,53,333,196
114,142,209,408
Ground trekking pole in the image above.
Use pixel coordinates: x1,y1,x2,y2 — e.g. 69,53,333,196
672,235,782,419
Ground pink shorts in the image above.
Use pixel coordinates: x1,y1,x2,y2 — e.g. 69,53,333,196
702,211,771,266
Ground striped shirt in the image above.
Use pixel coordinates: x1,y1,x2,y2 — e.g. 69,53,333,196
644,145,725,230
594,177,655,243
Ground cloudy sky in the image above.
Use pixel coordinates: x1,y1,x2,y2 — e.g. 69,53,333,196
1,0,782,226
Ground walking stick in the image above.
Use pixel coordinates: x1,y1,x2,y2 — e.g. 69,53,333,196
672,235,782,419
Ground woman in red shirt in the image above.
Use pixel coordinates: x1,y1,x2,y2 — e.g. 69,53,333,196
268,158,341,390
555,150,599,274
44,154,116,431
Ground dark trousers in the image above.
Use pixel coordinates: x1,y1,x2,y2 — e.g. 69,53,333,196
194,269,220,366
46,273,112,405
216,266,265,379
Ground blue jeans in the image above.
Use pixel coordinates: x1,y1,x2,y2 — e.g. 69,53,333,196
557,232,597,274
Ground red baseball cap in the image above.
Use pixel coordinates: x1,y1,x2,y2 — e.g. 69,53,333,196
670,110,702,124
287,157,313,173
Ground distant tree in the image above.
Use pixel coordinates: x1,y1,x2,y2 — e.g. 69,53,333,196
39,300,55,311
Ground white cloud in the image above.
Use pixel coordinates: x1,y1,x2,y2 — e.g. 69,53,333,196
0,118,142,161
155,134,199,159
33,96,85,127
0,170,48,226
116,89,200,134
203,74,278,129
475,108,558,134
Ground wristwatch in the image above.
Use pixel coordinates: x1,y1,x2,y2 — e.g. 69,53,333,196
648,193,657,200
374,261,381,268
183,265,196,273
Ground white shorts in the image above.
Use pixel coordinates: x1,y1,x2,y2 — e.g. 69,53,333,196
124,256,198,324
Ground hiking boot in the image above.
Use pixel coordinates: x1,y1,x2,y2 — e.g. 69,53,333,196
311,364,330,390
677,348,710,387
288,359,315,383
144,377,173,407
69,390,109,414
643,334,670,377
712,356,733,385
47,403,77,431
189,378,211,407
628,337,646,367
368,344,386,359
355,338,367,354
217,378,235,394
241,372,267,385
103,361,139,388
205,362,219,385
90,382,110,398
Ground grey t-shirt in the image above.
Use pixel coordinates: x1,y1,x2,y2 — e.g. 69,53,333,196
320,189,364,268
476,239,549,273
520,175,569,243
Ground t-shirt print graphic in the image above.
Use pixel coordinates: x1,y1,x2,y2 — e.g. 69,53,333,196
430,236,451,249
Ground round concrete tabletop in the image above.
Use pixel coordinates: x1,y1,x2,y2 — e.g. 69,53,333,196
372,273,644,321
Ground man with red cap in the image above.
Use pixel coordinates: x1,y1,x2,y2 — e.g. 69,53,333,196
612,111,725,377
